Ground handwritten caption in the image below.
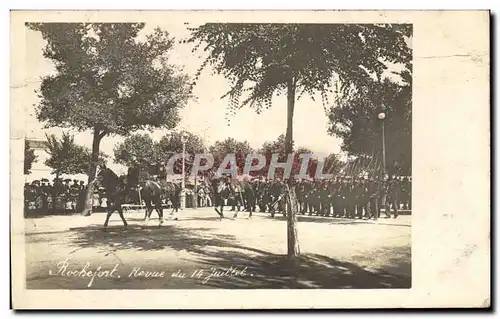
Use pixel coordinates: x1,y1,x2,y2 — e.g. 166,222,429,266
49,258,253,287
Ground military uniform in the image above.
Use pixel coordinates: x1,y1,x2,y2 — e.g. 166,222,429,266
385,178,400,218
401,177,410,210
367,180,380,219
319,182,330,216
334,179,345,217
303,181,314,215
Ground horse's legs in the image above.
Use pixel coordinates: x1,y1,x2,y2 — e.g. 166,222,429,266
144,201,153,225
249,197,254,218
118,207,128,227
233,200,238,219
155,200,164,225
143,199,150,220
170,195,179,220
220,201,225,219
103,209,114,228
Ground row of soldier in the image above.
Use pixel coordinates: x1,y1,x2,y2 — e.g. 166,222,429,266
24,174,411,219
220,176,411,220
295,176,411,219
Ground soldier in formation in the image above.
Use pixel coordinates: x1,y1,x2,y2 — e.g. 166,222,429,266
257,175,411,220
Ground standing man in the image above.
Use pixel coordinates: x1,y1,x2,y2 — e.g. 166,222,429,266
401,176,410,210
385,176,400,218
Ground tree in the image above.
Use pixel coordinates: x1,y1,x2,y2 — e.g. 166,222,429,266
259,134,294,177
44,132,107,179
28,23,191,215
327,71,411,176
24,140,38,175
113,133,158,168
260,134,288,158
187,23,412,258
323,153,344,177
209,137,253,175
157,131,206,175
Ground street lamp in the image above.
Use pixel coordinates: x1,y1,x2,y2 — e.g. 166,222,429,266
378,104,388,217
180,132,187,210
377,105,387,179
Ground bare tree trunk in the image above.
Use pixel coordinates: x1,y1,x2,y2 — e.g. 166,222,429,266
80,127,104,216
286,78,300,259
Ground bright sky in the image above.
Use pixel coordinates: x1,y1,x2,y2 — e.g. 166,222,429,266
21,22,405,175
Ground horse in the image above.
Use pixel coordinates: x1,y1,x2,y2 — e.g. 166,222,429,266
210,177,232,220
95,166,128,228
210,177,256,220
125,165,181,224
140,179,181,224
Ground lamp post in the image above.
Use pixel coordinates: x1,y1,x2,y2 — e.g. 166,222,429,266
377,105,387,179
180,132,187,210
377,105,388,215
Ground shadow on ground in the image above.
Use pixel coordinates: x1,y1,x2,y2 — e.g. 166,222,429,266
49,224,411,289
262,214,411,227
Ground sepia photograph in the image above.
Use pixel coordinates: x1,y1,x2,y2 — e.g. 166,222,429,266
10,10,489,309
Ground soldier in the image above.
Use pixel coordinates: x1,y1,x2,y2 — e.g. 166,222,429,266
408,177,412,210
257,179,268,213
230,180,243,212
330,178,339,217
304,180,314,216
319,180,330,216
309,179,318,215
401,176,410,210
344,178,356,219
295,179,304,215
355,179,366,219
158,162,167,183
385,176,400,218
367,178,380,220
333,178,344,218
350,179,361,219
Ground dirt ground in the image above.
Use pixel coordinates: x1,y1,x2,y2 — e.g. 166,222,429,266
22,207,411,289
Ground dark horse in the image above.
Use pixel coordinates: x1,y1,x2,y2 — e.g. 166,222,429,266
140,179,181,224
210,177,256,220
126,165,181,224
96,166,128,228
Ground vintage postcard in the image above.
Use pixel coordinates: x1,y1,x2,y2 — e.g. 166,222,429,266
10,10,490,309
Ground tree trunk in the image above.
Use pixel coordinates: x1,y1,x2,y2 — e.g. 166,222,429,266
286,78,300,259
80,127,104,216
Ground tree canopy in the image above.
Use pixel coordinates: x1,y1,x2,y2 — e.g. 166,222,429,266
113,133,158,168
24,140,38,175
28,23,191,136
209,137,253,174
44,132,107,177
327,70,412,175
186,23,412,117
157,131,206,175
113,131,206,176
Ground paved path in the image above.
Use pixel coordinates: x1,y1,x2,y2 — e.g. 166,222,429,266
22,207,411,289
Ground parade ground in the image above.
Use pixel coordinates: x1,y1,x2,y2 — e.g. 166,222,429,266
22,207,411,289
